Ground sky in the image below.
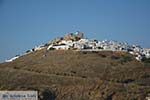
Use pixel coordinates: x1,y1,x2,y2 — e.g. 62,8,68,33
0,0,150,62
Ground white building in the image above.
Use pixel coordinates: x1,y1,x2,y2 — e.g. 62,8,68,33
59,40,74,47
5,56,19,62
47,44,70,50
135,55,143,61
46,35,150,61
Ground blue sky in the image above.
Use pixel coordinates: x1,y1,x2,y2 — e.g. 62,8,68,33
0,0,150,62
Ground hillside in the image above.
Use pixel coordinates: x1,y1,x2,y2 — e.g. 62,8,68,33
0,48,150,100
0,32,150,100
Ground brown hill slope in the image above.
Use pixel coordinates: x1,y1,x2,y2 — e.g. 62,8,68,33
0,49,150,100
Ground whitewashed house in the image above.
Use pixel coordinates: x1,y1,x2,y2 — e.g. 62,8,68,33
5,56,19,62
34,45,45,51
135,55,143,61
74,43,85,50
47,45,53,50
45,33,150,61
59,40,74,47
47,44,70,50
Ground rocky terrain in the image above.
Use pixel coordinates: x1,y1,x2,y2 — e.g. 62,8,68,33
0,32,150,100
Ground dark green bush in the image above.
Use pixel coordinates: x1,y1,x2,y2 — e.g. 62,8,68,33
111,55,120,59
120,55,132,64
128,98,137,100
99,54,107,58
142,57,150,63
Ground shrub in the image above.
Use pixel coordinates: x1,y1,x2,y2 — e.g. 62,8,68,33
120,55,132,64
99,54,106,58
128,98,137,100
123,55,132,61
49,48,55,50
142,57,150,63
121,79,134,84
144,89,150,95
82,51,87,54
40,89,56,100
111,55,120,59
81,76,87,78
70,71,76,74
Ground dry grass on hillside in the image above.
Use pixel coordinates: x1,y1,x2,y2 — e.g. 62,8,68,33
0,49,150,100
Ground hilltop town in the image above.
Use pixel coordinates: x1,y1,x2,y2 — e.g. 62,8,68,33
5,32,150,62
1,32,150,100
